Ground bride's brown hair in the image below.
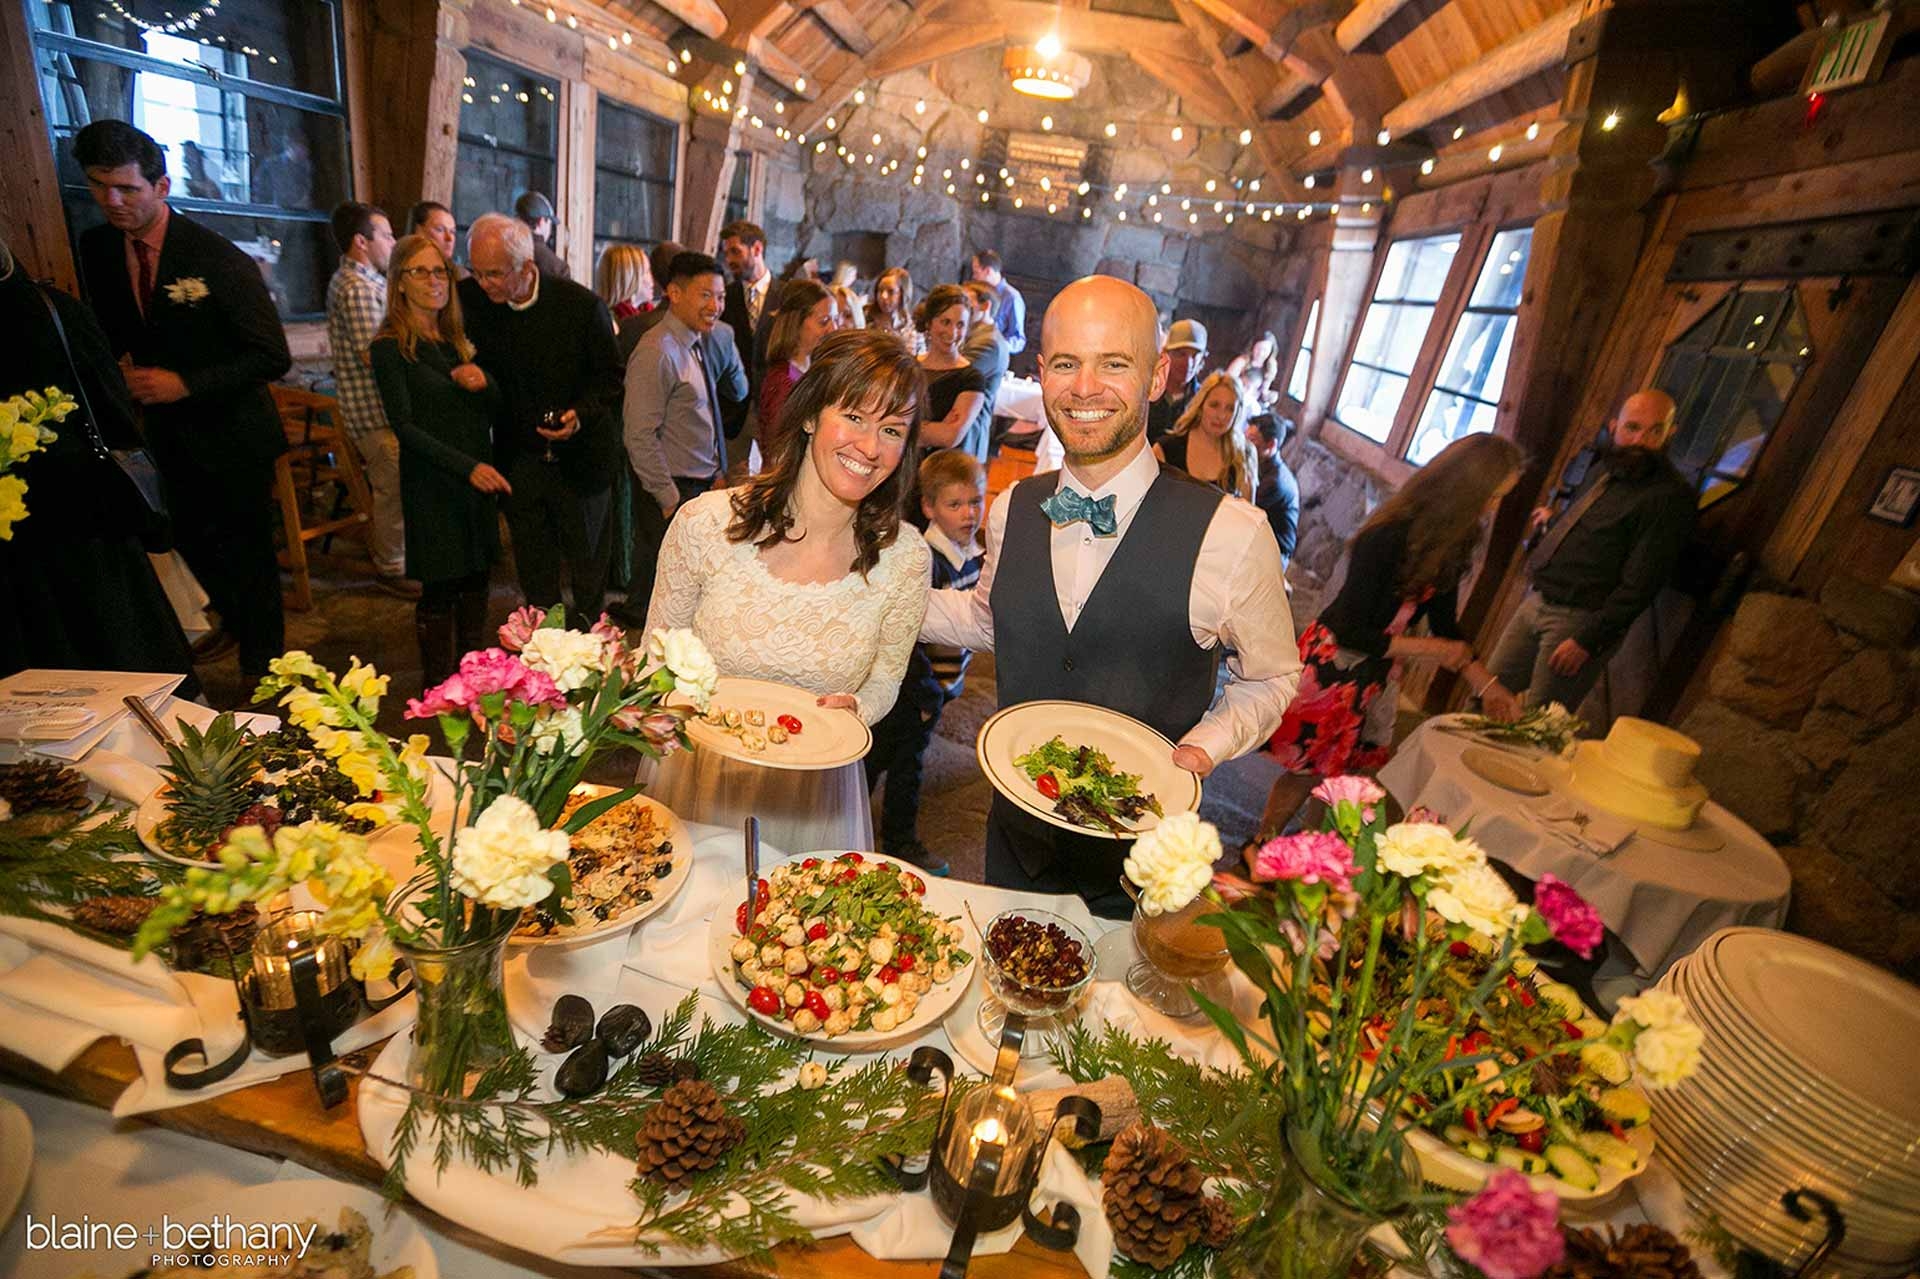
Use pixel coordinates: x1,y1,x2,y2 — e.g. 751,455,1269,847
727,329,925,576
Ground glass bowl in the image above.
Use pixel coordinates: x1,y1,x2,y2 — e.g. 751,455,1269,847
975,909,1096,1055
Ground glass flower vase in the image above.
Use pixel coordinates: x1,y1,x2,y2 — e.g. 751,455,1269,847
1121,879,1231,1019
394,897,519,1097
1222,1116,1419,1279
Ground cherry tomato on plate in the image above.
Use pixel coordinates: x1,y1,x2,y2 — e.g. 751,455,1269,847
816,966,840,985
839,868,859,884
777,714,803,735
1035,773,1060,801
747,986,780,1016
1516,1128,1547,1155
837,852,863,863
803,990,831,1021
896,952,915,972
806,922,829,941
877,964,900,985
903,872,926,895
801,857,821,869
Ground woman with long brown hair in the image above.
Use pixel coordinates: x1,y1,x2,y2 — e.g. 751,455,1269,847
1155,371,1260,502
641,329,930,852
370,233,508,683
868,266,923,355
1263,433,1525,824
914,283,987,450
756,278,835,454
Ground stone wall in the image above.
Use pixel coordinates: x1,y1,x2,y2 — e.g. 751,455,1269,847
1675,576,1920,980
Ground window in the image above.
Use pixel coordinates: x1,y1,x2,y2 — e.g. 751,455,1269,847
1652,286,1811,510
724,149,753,227
28,0,350,319
1407,226,1533,466
1334,232,1461,441
592,96,677,259
455,51,559,236
1287,297,1319,402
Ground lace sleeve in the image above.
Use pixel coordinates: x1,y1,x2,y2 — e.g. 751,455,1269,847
851,537,932,725
643,497,714,633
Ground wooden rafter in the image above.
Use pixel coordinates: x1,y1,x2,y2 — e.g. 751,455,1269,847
1258,66,1320,117
633,0,729,39
1128,47,1244,126
1381,5,1582,134
785,3,925,134
862,18,1008,77
746,33,814,95
801,0,876,54
1333,0,1415,53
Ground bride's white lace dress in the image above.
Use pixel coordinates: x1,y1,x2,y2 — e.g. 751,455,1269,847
642,490,930,854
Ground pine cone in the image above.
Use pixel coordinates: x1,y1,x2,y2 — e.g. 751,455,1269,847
72,895,158,936
634,1079,746,1190
1544,1224,1701,1279
635,1052,675,1086
1102,1122,1208,1270
1197,1194,1237,1250
169,905,262,971
0,760,90,814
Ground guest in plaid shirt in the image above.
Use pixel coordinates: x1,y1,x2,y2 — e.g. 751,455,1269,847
327,201,414,596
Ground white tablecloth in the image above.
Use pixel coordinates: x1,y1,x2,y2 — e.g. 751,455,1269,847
1378,720,1791,984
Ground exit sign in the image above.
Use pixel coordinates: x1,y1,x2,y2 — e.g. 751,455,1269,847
1802,11,1895,95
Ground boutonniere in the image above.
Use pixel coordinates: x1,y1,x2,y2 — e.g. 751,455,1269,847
164,277,211,306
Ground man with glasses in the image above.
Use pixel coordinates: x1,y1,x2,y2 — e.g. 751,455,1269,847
458,212,623,616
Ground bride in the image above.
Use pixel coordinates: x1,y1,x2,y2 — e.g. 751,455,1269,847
642,329,930,854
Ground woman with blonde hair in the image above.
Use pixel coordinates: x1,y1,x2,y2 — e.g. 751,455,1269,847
756,279,835,453
1154,371,1260,503
594,243,654,356
370,233,508,682
868,266,923,355
828,283,865,330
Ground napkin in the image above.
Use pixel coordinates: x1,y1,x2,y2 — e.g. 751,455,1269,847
1529,796,1633,857
73,749,165,806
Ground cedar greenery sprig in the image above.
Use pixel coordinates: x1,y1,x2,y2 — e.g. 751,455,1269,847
0,803,177,931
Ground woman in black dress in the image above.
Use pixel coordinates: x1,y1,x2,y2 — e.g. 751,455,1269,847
0,236,198,688
1154,371,1259,502
913,284,987,451
369,235,507,684
1262,433,1525,829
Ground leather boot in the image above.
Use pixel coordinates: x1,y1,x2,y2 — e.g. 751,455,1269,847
454,584,491,660
415,604,457,687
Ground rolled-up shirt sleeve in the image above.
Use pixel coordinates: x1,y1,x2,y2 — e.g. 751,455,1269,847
922,488,1005,651
1181,505,1302,765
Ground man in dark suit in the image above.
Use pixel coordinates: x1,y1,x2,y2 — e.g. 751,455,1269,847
73,120,290,681
718,221,781,460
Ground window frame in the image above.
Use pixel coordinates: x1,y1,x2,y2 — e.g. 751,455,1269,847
1405,223,1535,467
590,92,679,256
723,147,754,227
1287,295,1320,405
454,48,562,237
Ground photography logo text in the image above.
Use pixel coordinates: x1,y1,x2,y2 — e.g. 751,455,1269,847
24,1214,321,1267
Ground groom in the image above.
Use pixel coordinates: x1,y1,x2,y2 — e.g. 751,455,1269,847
922,276,1301,917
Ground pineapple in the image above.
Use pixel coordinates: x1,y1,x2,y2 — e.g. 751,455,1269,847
155,713,262,857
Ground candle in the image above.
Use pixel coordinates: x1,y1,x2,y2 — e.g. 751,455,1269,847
968,1116,1005,1163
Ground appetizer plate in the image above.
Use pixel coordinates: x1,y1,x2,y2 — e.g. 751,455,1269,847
0,1095,29,1235
1460,746,1550,796
174,1178,437,1279
678,676,872,771
975,701,1201,840
705,850,978,1051
134,770,453,869
510,792,694,948
1403,1106,1655,1202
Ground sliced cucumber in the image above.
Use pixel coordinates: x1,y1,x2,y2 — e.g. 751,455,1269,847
1573,1016,1608,1041
1443,1126,1493,1161
1575,1131,1642,1172
1545,1143,1600,1190
1537,981,1585,1019
1580,1042,1633,1085
1494,1147,1550,1175
1598,1087,1651,1127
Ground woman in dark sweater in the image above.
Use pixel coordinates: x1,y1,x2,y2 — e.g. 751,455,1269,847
1263,433,1525,824
914,285,987,451
370,235,508,683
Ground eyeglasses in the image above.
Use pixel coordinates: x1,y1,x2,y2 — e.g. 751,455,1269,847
402,265,451,281
469,267,515,283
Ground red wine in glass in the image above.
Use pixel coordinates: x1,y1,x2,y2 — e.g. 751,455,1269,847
540,409,562,462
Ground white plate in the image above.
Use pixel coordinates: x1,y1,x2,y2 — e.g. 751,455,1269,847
0,1096,29,1235
678,676,872,771
706,851,978,1051
510,793,694,948
173,1178,437,1278
975,701,1201,839
1404,1114,1655,1202
1460,746,1550,796
134,770,451,869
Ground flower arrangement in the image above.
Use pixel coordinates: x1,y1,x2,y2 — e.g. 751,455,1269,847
1122,811,1221,915
1449,702,1585,756
0,387,75,539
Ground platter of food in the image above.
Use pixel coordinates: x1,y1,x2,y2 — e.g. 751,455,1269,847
166,1179,436,1279
975,701,1201,839
1460,746,1551,796
706,850,976,1050
511,789,692,946
678,676,871,771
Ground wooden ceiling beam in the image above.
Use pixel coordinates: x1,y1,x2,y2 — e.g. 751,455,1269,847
799,0,876,54
636,0,729,39
746,34,814,95
785,5,924,134
862,18,1009,77
1333,0,1415,54
1127,47,1244,126
1382,5,1582,135
1258,67,1319,117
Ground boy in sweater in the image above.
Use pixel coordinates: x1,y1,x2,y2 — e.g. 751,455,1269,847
865,451,986,875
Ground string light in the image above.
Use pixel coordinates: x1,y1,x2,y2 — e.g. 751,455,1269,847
1360,168,1373,183
1601,110,1622,131
1304,175,1316,189
977,108,990,123
915,99,927,114
1421,158,1435,175
1525,121,1540,140
734,59,747,74
1204,179,1216,192
795,76,806,91
1308,129,1322,146
1171,126,1184,141
1487,143,1504,162
1452,125,1464,140
1104,122,1117,137
1250,179,1261,192
1376,128,1391,144
854,89,866,104
102,0,221,33
872,132,882,145
680,49,692,62
1042,115,1053,130
1238,128,1252,145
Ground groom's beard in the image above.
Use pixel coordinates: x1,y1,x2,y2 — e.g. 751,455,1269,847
1602,444,1666,481
1049,400,1145,464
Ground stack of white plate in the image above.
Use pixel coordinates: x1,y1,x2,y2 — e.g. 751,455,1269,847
1656,928,1920,1278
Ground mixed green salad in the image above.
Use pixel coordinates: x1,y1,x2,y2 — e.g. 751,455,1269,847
1014,736,1163,833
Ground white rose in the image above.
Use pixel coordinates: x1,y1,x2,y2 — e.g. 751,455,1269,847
1426,861,1527,939
450,795,571,909
1631,1020,1704,1088
527,706,586,756
519,628,607,692
1123,811,1221,915
1613,989,1689,1031
1374,822,1484,880
647,628,718,710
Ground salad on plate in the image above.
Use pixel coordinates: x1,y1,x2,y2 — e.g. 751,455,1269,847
1014,736,1162,833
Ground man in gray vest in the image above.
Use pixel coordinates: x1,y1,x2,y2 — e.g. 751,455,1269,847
923,276,1301,917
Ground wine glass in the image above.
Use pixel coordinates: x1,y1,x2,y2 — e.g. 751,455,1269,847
540,409,562,462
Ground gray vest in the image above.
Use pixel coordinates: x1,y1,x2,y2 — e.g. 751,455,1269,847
989,469,1221,741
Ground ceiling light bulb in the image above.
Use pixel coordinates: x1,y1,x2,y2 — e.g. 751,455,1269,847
622,31,631,44
1148,194,1158,206
1014,197,1023,208
1601,110,1621,131
917,145,927,158
943,168,952,178
774,101,784,113
1303,174,1315,189
872,132,882,145
1161,182,1171,194
1213,201,1223,212
795,76,806,91
1119,210,1127,221
826,116,837,129
1153,212,1163,223
734,59,746,74
1171,126,1183,141
915,99,926,114
1298,206,1308,219
854,89,865,103
1104,122,1117,137
977,108,989,123
1360,167,1373,183
981,192,989,202
947,183,956,194
1420,158,1435,174
1188,213,1197,223
1238,128,1252,145
680,48,692,62
1077,181,1090,194
1225,212,1234,223
1081,206,1091,219
1452,125,1464,140
722,80,733,94
1525,121,1540,140
1488,144,1503,162
1181,198,1191,210
1377,128,1390,145
1037,31,1061,57
1042,115,1053,130
1250,179,1261,191
961,158,970,169
1308,129,1321,146
1205,179,1216,192
1041,176,1052,189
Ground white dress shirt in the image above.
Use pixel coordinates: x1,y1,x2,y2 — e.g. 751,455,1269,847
923,441,1301,765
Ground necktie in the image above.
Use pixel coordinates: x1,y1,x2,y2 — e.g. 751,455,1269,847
1041,487,1118,536
133,239,156,318
692,339,724,482
747,282,763,328
1526,472,1611,577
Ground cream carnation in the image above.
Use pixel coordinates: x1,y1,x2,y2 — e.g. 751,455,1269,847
1631,1021,1704,1088
1612,989,1689,1031
519,627,608,692
527,706,587,756
1123,811,1221,915
1427,861,1527,939
647,628,718,710
1375,822,1484,880
450,795,571,910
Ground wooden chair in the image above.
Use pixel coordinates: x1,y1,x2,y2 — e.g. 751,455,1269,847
270,385,373,611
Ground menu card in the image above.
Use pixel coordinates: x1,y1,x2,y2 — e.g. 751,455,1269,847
0,670,185,762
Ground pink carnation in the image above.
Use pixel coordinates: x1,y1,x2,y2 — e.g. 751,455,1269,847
497,605,548,652
405,648,566,719
1250,831,1357,894
1445,1170,1565,1279
1534,874,1604,960
1311,775,1386,807
1406,805,1448,826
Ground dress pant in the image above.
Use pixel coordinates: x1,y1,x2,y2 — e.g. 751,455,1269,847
1484,589,1618,713
167,451,284,679
616,474,713,627
984,795,1133,920
864,692,943,852
503,455,613,619
346,428,406,577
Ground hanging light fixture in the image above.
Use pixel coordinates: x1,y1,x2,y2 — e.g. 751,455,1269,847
1003,42,1092,100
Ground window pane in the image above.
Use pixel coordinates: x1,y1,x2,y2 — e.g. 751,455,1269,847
1288,298,1318,401
1334,365,1408,442
38,48,347,210
1408,391,1499,466
1430,310,1517,404
593,97,675,250
1672,295,1731,350
1767,299,1812,360
30,0,343,100
1672,355,1747,477
1470,226,1533,308
455,53,558,231
1726,288,1786,350
1375,232,1460,303
1353,301,1435,375
593,172,673,250
725,149,752,226
62,192,331,318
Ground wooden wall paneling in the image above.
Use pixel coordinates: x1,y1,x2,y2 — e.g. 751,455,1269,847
341,0,376,203
560,80,598,276
1667,149,1920,235
585,40,692,120
1674,56,1920,194
1300,165,1384,439
468,0,588,79
1393,158,1548,234
362,0,470,211
0,0,75,290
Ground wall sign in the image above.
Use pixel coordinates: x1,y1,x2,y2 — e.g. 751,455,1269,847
1867,465,1920,528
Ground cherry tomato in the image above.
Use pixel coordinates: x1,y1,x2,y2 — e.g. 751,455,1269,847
757,876,771,904
801,857,821,869
1463,1107,1481,1135
816,966,840,985
877,964,900,984
1516,1128,1547,1155
804,990,831,1021
735,902,752,933
896,952,915,972
842,967,862,983
1448,940,1473,958
1036,773,1060,801
839,868,859,884
778,714,803,734
1560,1019,1585,1041
837,852,863,863
806,922,829,941
747,986,780,1016
903,873,926,895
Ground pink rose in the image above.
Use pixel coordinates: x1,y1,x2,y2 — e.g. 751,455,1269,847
1250,831,1357,895
613,705,685,755
1534,874,1605,960
1311,775,1386,808
497,605,547,652
1445,1170,1565,1279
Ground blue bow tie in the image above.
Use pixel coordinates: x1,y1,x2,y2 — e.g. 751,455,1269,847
1041,487,1118,536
